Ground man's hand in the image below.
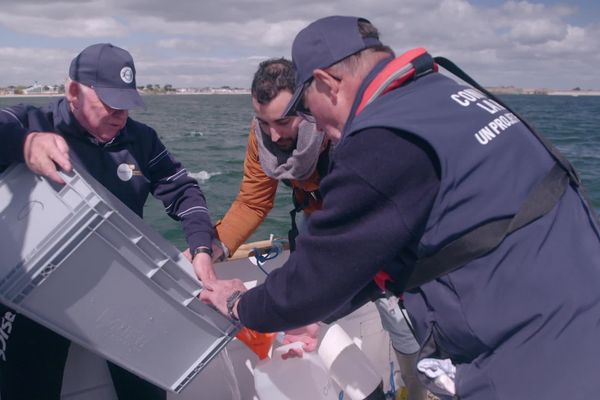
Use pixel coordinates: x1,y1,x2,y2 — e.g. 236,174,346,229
24,132,71,184
192,252,217,283
200,278,247,318
281,323,321,359
182,248,193,262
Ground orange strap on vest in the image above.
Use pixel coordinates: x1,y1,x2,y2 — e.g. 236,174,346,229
355,47,437,116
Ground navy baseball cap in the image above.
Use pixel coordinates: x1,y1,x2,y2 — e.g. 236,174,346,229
69,43,145,110
282,16,382,117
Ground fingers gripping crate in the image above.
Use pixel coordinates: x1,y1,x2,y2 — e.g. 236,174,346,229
0,162,238,393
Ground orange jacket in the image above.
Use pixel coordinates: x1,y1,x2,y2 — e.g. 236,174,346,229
215,123,325,254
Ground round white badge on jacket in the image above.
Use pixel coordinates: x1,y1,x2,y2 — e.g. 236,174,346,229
117,163,133,181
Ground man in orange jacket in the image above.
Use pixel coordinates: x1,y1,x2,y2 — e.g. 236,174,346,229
215,58,427,400
215,58,328,254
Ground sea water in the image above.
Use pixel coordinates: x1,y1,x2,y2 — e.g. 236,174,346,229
2,94,598,249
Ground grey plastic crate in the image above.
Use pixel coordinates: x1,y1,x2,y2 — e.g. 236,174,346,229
0,162,238,393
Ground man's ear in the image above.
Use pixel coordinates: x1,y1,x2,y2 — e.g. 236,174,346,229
65,81,80,107
313,69,340,101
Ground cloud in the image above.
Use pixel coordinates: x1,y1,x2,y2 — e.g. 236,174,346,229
129,17,305,54
500,1,571,45
0,1,128,37
0,15,128,38
0,0,598,89
157,38,210,52
134,51,266,88
0,47,73,85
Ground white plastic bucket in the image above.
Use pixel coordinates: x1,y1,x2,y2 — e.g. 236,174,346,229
319,324,383,400
253,342,339,400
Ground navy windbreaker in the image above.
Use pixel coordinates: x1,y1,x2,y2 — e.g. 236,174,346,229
0,98,214,251
351,67,600,399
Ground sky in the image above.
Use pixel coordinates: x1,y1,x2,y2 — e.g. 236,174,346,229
0,0,598,90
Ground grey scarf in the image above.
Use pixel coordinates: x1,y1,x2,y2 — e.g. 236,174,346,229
254,118,326,181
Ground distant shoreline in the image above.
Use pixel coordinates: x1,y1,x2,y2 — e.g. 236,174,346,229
546,91,600,97
0,92,251,98
1,90,598,98
487,87,600,97
0,93,63,98
490,91,600,97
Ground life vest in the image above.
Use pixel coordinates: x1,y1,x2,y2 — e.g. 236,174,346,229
348,49,600,399
355,48,596,293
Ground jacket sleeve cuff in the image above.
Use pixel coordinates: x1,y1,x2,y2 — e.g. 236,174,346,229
186,231,213,253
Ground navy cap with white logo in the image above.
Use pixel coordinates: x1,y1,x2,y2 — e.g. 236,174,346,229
69,43,145,110
282,16,382,117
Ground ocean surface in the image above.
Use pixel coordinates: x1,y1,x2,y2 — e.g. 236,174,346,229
2,94,599,250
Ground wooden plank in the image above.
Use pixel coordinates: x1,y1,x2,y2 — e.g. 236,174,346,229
228,239,289,261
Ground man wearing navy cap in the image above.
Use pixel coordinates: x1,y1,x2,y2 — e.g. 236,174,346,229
202,16,600,399
0,43,217,399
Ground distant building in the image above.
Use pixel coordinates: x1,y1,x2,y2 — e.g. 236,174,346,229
173,86,250,95
24,82,43,94
488,86,553,95
23,82,61,95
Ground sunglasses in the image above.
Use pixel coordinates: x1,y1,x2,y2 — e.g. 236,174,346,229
295,72,341,123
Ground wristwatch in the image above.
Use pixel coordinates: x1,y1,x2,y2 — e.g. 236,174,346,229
192,246,213,260
226,290,243,322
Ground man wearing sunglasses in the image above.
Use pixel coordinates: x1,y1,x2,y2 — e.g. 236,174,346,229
214,58,427,399
215,58,329,256
0,43,216,400
202,15,600,400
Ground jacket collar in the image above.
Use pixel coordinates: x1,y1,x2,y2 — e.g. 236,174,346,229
341,48,435,143
53,97,135,146
341,56,392,142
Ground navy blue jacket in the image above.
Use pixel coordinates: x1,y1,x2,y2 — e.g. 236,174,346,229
0,110,30,164
0,98,214,251
238,58,600,399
